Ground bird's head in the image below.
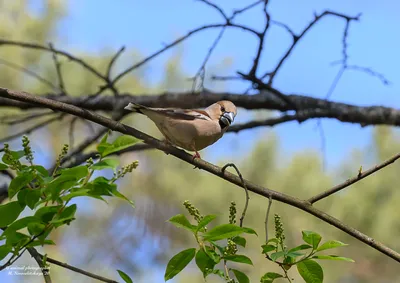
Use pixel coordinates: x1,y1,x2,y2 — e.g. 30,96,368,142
206,100,237,129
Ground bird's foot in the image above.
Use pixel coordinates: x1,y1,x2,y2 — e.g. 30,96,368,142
192,151,201,169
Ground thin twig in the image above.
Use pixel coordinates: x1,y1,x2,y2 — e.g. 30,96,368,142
106,46,125,80
221,163,249,227
198,0,228,21
0,39,106,82
49,43,67,95
308,151,400,203
112,23,258,85
191,27,226,92
265,195,272,242
36,253,118,283
264,11,360,85
0,58,58,91
0,111,55,125
68,117,79,151
0,114,63,143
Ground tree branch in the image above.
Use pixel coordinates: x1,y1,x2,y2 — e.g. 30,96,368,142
1,90,399,128
308,152,400,203
1,87,399,262
34,251,118,283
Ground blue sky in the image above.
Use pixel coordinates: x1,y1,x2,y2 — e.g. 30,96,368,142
56,0,400,170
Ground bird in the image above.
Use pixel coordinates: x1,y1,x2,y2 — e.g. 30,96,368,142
124,101,237,159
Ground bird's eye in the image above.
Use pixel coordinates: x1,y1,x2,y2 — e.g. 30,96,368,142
221,106,225,112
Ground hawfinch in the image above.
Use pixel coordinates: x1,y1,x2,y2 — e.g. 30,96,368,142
124,101,237,158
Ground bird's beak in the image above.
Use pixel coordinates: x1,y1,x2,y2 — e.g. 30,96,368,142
220,112,235,127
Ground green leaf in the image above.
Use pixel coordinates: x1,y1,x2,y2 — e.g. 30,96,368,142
288,244,312,253
261,244,276,254
231,269,249,283
261,272,283,282
26,240,55,248
203,224,253,241
211,269,225,279
17,189,29,208
233,236,246,247
33,165,49,176
286,251,304,258
316,240,348,252
5,216,40,232
35,205,62,223
86,180,114,197
164,248,196,281
2,150,24,164
92,158,119,170
97,132,110,154
99,135,139,157
312,255,354,262
0,163,8,170
51,204,77,224
6,231,30,246
168,214,197,232
27,222,46,236
223,254,253,265
0,201,24,227
61,189,90,202
266,238,279,245
0,245,12,261
302,231,322,249
297,259,323,283
59,166,89,179
117,269,133,283
196,215,216,231
242,227,257,236
46,175,79,201
25,189,41,210
195,248,216,278
263,272,283,279
270,251,285,261
283,255,296,266
8,172,35,199
110,187,135,208
205,244,222,263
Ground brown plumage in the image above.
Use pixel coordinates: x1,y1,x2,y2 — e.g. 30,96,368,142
124,101,237,158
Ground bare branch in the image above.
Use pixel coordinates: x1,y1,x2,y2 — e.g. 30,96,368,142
106,46,125,80
0,114,63,143
231,0,263,17
0,39,107,82
26,248,52,283
264,11,360,85
34,252,118,283
0,111,55,125
198,0,228,21
0,58,58,91
1,87,399,262
265,195,273,242
308,151,400,204
49,43,67,95
222,163,249,227
191,27,226,91
112,23,259,85
2,90,400,128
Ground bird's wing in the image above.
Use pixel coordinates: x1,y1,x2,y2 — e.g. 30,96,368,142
125,103,211,121
147,108,211,121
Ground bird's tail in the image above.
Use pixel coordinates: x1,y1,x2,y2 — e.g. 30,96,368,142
124,103,145,114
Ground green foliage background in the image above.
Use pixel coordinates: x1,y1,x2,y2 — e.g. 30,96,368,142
0,1,399,282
